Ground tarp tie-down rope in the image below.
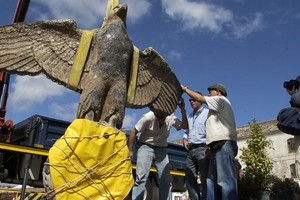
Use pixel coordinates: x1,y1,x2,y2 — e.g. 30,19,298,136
48,119,133,200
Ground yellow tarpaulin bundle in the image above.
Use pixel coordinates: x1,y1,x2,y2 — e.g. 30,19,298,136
48,119,133,200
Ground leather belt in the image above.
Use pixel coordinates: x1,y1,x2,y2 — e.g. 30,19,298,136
189,143,206,149
138,141,157,148
208,140,226,150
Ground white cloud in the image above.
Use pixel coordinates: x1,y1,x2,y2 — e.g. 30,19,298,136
9,75,66,112
31,0,152,28
161,0,233,33
122,113,136,129
161,0,264,39
125,0,152,24
231,13,264,39
168,50,182,61
32,0,105,28
30,0,262,39
295,12,300,20
50,102,77,122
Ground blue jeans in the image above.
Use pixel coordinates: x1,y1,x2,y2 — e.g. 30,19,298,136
132,144,172,200
207,140,238,200
185,146,209,200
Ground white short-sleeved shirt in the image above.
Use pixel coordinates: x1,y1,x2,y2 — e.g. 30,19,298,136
135,111,181,147
204,96,237,145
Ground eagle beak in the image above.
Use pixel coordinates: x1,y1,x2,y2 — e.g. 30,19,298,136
113,4,128,26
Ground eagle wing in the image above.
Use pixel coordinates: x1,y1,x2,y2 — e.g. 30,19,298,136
0,20,82,86
127,47,182,116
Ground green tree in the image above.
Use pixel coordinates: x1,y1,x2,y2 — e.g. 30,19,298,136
240,119,274,179
239,119,274,199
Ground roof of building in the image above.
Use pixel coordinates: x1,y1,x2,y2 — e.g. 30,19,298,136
171,119,282,144
236,119,280,139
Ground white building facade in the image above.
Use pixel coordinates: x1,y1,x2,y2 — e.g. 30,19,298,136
236,120,297,178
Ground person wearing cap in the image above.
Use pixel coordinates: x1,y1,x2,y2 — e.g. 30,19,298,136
128,98,188,200
282,76,300,178
284,76,300,108
181,83,238,200
183,92,209,200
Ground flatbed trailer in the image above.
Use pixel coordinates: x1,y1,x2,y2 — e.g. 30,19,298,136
0,115,187,199
0,186,45,200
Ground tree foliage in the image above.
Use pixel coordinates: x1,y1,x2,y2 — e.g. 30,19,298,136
240,118,274,189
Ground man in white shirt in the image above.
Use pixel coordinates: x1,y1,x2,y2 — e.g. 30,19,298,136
128,99,188,200
181,83,238,200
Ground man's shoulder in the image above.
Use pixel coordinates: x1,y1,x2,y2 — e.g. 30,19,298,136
203,107,209,114
143,111,154,117
136,111,155,126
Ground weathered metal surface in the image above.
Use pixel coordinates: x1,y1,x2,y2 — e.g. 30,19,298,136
0,4,182,129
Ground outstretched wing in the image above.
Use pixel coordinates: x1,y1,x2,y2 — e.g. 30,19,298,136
127,47,182,116
0,20,82,86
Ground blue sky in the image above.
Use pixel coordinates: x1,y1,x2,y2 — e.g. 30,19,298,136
1,0,299,142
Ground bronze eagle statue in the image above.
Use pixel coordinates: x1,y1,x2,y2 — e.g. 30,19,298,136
0,3,182,129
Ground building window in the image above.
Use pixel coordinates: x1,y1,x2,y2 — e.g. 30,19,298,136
288,138,295,153
290,164,296,178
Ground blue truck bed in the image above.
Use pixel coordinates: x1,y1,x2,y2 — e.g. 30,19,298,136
9,115,186,172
